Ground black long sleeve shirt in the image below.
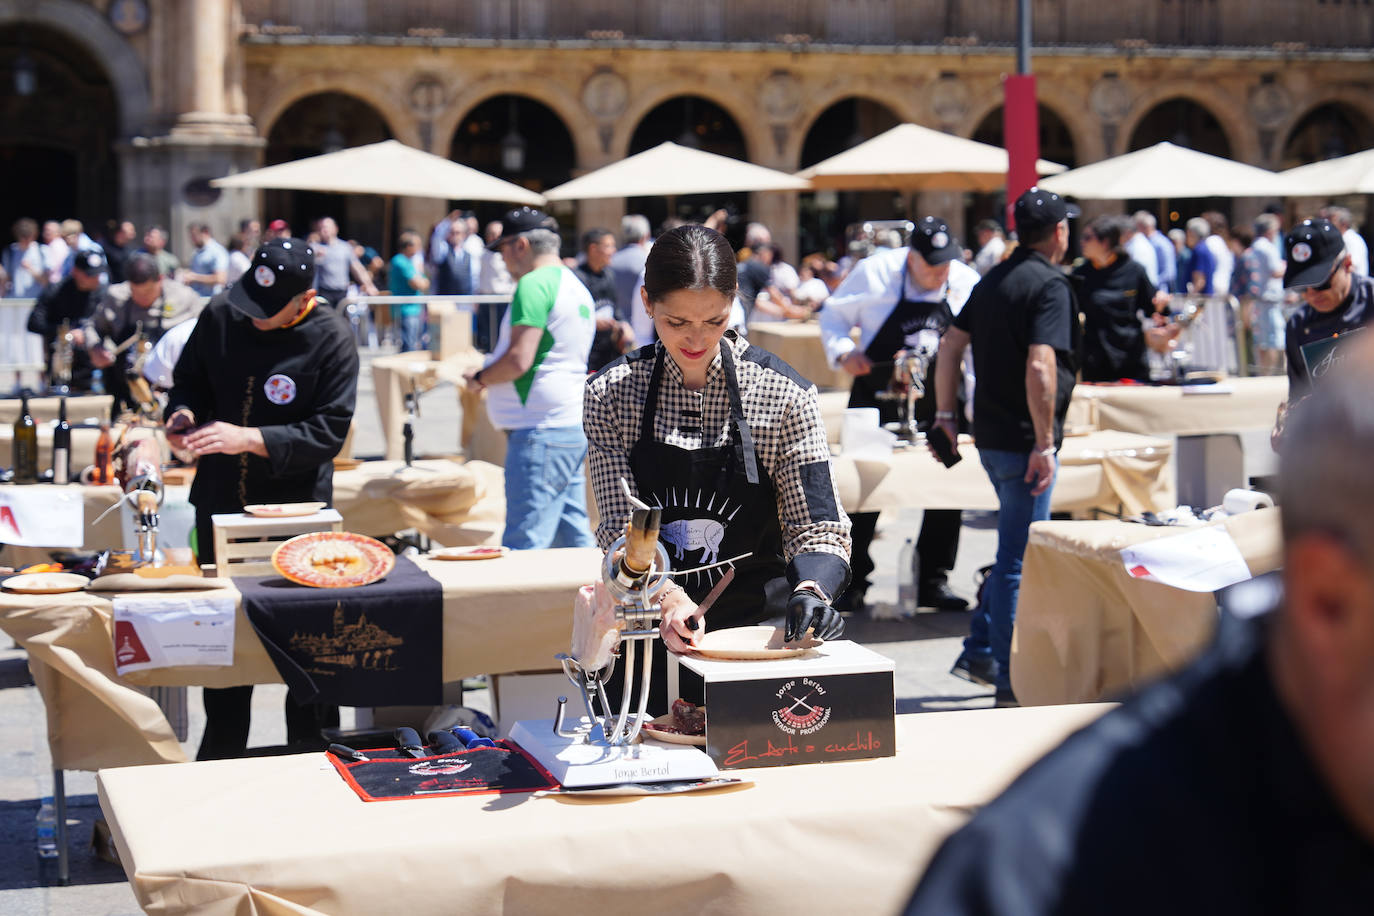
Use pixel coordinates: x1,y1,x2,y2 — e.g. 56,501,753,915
166,294,359,514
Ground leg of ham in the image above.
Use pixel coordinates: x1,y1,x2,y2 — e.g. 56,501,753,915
571,580,621,672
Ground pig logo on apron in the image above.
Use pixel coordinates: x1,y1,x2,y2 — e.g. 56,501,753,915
660,518,726,565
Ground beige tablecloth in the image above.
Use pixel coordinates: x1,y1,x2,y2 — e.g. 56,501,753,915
332,458,504,546
0,547,601,770
1069,376,1287,436
1012,507,1283,706
746,320,855,389
371,351,506,465
0,394,113,424
97,702,1111,916
831,429,1174,517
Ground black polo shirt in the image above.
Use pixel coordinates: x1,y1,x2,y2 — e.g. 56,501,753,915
953,247,1078,452
1072,255,1158,382
1285,274,1374,401
905,610,1374,915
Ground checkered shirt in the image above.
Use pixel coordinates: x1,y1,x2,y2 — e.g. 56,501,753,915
584,330,851,569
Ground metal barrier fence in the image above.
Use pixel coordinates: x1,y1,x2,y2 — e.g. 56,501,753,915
1152,293,1253,380
336,294,512,354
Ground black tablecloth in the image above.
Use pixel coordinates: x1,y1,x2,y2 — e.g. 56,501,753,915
235,556,443,706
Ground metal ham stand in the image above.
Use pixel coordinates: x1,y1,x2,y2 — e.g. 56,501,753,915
509,504,719,787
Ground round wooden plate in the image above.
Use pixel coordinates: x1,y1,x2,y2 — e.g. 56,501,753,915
244,502,328,518
271,532,395,588
639,712,707,746
2,572,89,594
430,545,510,561
691,625,823,661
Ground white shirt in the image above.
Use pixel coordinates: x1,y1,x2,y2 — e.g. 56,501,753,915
142,318,198,389
817,246,979,368
1252,235,1284,302
1127,232,1160,286
973,236,1006,275
1343,228,1369,277
1205,233,1233,296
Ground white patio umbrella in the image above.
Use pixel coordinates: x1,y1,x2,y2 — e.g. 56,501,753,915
1038,142,1282,199
1277,148,1374,197
542,141,811,201
795,122,1066,192
211,139,546,205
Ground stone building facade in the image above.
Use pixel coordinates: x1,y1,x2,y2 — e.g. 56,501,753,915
3,0,1373,258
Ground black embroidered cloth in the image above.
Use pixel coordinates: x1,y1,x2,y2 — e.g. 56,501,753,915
235,556,442,706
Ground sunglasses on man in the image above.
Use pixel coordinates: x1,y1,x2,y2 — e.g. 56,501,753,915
1312,258,1348,292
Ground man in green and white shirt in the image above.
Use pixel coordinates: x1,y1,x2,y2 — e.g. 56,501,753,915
463,208,596,549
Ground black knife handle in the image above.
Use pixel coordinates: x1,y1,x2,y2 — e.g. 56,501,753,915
394,726,425,756
426,729,465,754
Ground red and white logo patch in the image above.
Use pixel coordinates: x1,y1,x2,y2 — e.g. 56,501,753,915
254,264,276,287
264,373,296,405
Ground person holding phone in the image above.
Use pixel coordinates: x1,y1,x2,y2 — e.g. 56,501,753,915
818,216,980,613
584,224,851,710
165,237,360,759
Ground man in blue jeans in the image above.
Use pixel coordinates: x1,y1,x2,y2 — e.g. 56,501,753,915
932,188,1080,706
462,207,597,550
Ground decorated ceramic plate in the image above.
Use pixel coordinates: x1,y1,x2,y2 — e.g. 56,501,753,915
430,545,511,561
2,572,90,594
244,502,328,518
639,713,708,747
691,625,823,661
271,532,395,588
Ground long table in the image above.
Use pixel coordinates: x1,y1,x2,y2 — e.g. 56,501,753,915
1011,508,1283,706
1067,376,1287,436
831,429,1175,517
97,702,1111,916
0,548,600,770
371,351,507,465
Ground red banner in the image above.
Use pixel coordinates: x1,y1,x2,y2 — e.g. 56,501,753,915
1003,74,1040,230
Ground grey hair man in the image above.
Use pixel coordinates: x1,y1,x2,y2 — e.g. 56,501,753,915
462,208,597,551
611,213,653,321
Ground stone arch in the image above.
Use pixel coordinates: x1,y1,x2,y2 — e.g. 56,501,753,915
616,84,758,163
0,0,150,137
795,94,905,169
1279,98,1374,169
1121,87,1253,163
255,77,409,149
447,92,577,195
962,85,1098,166
966,99,1082,170
437,75,592,169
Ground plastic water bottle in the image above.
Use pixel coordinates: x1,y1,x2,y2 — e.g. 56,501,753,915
35,796,58,859
897,538,917,612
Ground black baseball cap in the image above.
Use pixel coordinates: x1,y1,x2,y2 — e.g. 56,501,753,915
487,207,559,251
227,238,316,319
1013,187,1081,237
1284,218,1346,290
908,217,961,266
71,249,106,275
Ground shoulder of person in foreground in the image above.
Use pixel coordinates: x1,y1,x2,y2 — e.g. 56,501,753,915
906,618,1277,916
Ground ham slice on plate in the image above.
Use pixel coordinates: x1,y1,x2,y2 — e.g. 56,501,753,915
271,532,395,588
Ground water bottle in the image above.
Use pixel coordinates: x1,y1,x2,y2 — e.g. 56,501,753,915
90,368,105,395
897,538,917,612
35,796,58,859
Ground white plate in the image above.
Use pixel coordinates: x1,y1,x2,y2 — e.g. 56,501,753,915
639,712,707,747
691,625,822,661
243,502,328,518
2,572,89,594
430,545,511,561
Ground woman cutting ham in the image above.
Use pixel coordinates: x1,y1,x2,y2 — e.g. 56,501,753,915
584,225,851,706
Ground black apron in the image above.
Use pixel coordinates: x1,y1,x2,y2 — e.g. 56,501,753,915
846,262,954,430
630,344,789,630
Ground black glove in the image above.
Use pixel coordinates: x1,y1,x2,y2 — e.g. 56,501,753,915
785,590,843,643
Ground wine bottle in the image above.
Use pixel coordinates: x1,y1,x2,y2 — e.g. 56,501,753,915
12,394,38,484
52,396,71,485
93,420,113,485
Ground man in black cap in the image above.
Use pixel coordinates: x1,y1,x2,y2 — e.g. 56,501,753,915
934,188,1080,706
1278,217,1374,414
165,237,360,759
819,215,982,612
26,247,105,392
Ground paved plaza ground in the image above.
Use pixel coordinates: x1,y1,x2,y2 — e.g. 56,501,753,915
0,350,1000,914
